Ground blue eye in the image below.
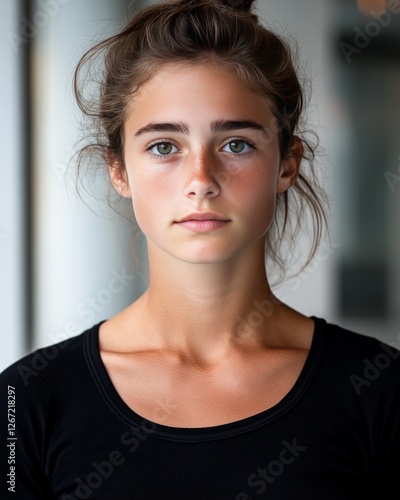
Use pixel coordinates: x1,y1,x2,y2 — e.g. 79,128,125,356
222,140,253,154
148,142,179,156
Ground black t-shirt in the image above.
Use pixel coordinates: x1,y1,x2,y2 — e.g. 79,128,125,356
1,316,400,499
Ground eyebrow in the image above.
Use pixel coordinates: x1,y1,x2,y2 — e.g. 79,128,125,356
134,120,268,137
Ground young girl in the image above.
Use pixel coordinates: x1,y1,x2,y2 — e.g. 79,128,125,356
1,0,399,498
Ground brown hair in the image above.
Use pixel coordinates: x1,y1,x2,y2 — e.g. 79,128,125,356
74,0,330,284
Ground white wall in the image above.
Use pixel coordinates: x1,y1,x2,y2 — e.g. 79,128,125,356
0,1,25,372
30,0,148,351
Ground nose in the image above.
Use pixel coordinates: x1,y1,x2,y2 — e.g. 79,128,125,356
183,148,221,200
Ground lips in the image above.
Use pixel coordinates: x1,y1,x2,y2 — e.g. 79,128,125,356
176,212,229,222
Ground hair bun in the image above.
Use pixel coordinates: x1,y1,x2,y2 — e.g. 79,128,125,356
223,0,256,13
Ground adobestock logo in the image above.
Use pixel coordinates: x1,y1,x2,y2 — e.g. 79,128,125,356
61,420,157,500
340,1,400,63
349,339,400,395
236,296,280,341
384,155,400,192
76,267,136,324
16,265,136,386
8,0,71,53
17,337,70,386
236,438,307,499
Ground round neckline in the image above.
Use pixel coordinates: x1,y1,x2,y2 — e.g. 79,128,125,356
84,315,327,442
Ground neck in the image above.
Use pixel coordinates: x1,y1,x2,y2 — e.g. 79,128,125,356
133,239,285,364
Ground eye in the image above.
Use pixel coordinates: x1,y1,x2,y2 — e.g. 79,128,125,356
147,141,179,156
222,140,253,154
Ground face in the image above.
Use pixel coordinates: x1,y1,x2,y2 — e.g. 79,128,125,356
109,63,300,264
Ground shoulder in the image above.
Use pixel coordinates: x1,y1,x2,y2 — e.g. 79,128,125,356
321,317,400,362
0,322,100,396
317,317,400,397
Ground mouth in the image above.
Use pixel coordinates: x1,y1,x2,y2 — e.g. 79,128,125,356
176,212,230,223
174,219,230,232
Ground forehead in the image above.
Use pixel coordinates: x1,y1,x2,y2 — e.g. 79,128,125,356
125,62,273,125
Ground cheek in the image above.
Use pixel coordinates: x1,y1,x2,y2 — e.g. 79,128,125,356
231,166,278,213
230,165,279,239
129,172,173,230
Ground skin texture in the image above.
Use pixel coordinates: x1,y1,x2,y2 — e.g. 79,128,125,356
101,62,315,427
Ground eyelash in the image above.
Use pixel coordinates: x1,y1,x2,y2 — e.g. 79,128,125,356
222,138,255,154
145,138,256,157
145,139,180,156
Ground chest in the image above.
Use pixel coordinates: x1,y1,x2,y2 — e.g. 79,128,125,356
99,349,309,427
52,380,374,500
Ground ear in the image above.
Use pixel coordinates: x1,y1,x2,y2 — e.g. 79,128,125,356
276,137,303,194
106,149,132,198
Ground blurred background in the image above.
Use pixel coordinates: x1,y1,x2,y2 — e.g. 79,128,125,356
1,0,400,371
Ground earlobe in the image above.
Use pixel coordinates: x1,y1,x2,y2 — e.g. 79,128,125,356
108,164,132,198
106,150,132,198
276,137,303,194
